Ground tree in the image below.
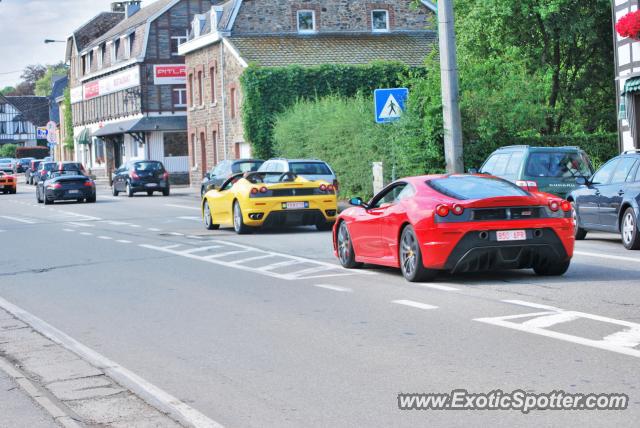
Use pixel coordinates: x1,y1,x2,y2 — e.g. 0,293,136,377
63,87,74,149
0,144,17,158
454,0,615,135
11,64,47,96
35,62,68,96
0,86,15,96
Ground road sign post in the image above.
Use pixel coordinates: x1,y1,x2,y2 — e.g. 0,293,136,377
374,88,409,124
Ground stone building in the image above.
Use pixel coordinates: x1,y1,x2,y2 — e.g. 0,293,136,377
179,0,436,185
0,95,49,148
66,0,216,181
614,0,640,151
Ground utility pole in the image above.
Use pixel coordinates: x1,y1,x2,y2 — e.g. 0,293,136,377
423,0,464,173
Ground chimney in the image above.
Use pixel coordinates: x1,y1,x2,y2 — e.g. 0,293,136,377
111,1,141,17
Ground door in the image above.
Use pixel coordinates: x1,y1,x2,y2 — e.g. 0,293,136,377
578,159,619,226
598,158,637,230
210,176,237,225
351,183,409,260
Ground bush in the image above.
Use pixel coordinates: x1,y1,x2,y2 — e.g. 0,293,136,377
15,146,51,159
241,62,417,159
0,144,17,158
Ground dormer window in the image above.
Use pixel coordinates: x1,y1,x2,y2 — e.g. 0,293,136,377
112,39,120,63
124,33,134,59
297,10,316,33
372,10,390,33
83,53,92,75
171,31,188,56
192,14,206,38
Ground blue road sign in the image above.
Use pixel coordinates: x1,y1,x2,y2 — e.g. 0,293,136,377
374,88,409,123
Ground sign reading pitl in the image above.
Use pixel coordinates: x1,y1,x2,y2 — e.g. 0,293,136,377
154,65,187,85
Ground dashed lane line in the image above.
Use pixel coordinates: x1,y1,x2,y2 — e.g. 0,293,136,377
62,229,76,232
313,284,353,293
0,215,37,224
392,300,438,310
116,240,132,244
80,232,93,236
97,236,113,240
416,283,459,292
574,250,640,264
67,222,94,228
166,204,200,211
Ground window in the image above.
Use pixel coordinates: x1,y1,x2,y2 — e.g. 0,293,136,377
83,54,92,75
503,152,524,178
197,71,204,105
0,121,5,134
173,88,187,107
484,153,510,176
212,130,218,164
428,176,529,200
190,133,196,164
230,87,237,118
112,39,120,63
635,163,640,182
610,158,637,184
164,132,188,157
371,10,390,32
14,121,25,134
297,10,316,33
209,66,217,103
524,152,592,178
171,34,188,56
590,159,619,185
231,161,263,174
289,162,332,175
188,73,194,107
371,183,410,208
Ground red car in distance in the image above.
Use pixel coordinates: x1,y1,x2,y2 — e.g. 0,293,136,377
333,174,574,282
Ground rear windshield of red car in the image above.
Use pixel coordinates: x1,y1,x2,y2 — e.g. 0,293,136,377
427,176,529,200
289,162,332,175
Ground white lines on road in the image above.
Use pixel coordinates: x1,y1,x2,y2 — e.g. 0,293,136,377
178,216,201,222
67,222,94,228
416,283,459,292
574,250,640,264
0,215,37,224
54,209,101,222
166,204,200,211
475,300,640,359
128,224,141,228
392,300,438,310
140,239,373,281
181,245,224,254
313,284,353,293
62,229,76,232
148,228,161,232
116,240,132,244
0,296,224,428
80,232,93,236
97,236,113,240
167,232,184,236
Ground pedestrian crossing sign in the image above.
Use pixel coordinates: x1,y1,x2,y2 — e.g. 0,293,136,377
374,88,408,123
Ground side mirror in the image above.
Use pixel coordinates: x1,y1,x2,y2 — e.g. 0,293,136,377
575,177,588,186
467,168,479,174
204,173,211,180
206,184,217,192
349,197,368,208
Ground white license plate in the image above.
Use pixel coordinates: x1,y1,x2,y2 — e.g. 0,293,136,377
496,230,527,242
283,202,308,209
68,189,79,194
145,183,158,188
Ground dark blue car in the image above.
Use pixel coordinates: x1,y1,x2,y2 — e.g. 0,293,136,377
568,150,640,250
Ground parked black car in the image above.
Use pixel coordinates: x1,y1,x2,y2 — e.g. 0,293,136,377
200,159,264,197
14,158,34,174
568,150,640,250
26,159,43,184
36,171,96,205
112,160,170,197
33,161,57,185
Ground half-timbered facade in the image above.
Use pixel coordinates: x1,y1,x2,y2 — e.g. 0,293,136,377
0,95,49,148
67,0,215,181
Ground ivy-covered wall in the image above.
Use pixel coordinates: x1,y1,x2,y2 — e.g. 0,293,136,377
240,62,420,159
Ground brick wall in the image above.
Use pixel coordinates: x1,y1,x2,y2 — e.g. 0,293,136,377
185,41,247,185
232,0,432,34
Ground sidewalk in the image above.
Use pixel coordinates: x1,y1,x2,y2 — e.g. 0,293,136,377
0,367,59,428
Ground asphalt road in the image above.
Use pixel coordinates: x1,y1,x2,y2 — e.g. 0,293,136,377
1,183,639,427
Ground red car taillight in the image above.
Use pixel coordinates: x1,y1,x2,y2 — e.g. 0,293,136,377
162,172,169,180
560,200,571,212
130,170,140,180
260,186,268,193
319,184,327,192
250,188,259,195
84,181,94,187
548,200,560,212
452,204,465,216
48,183,62,190
435,204,450,217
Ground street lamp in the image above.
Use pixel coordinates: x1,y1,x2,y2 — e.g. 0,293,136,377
44,39,65,44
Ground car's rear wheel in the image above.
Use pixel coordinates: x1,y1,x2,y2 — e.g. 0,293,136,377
571,202,587,240
44,196,52,205
147,190,153,196
112,185,119,196
533,259,571,276
233,201,252,234
203,201,220,230
36,188,42,203
621,207,640,250
399,226,438,282
162,186,170,197
87,195,96,203
126,181,134,198
336,222,362,269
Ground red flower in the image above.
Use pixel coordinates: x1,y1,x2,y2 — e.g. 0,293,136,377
616,10,640,40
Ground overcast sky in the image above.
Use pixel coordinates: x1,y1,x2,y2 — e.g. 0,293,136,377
0,0,160,88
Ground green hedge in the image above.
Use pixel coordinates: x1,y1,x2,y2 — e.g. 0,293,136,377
15,146,51,159
240,62,418,159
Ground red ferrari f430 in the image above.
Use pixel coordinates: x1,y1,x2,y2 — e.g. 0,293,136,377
333,174,575,282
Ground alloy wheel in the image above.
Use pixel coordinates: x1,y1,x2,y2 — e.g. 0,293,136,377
622,212,635,245
400,230,418,277
234,203,242,232
204,202,212,228
337,223,351,265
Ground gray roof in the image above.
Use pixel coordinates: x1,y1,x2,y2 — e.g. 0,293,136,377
93,116,186,137
88,0,175,49
74,12,125,52
1,95,50,127
49,76,68,124
226,33,435,67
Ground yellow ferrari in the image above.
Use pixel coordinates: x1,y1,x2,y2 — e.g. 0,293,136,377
202,172,338,234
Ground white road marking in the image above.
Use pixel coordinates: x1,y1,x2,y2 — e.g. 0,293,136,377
148,228,161,232
313,284,353,293
574,251,640,264
62,229,75,232
0,296,223,428
54,210,101,221
116,240,132,244
80,232,93,236
167,232,184,236
229,254,277,265
181,246,224,254
158,244,182,250
0,215,36,224
416,283,459,292
166,204,200,211
129,224,141,228
258,260,303,271
287,265,334,276
105,221,130,226
178,216,201,222
476,301,640,359
392,300,438,310
97,236,113,240
204,250,249,259
67,222,94,228
186,235,205,239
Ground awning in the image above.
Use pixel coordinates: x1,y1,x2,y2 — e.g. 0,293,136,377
75,128,91,145
93,116,187,137
623,77,640,94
